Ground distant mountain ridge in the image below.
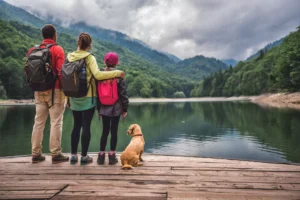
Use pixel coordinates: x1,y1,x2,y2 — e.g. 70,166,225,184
191,27,300,97
0,0,230,82
161,52,182,63
66,22,177,66
221,59,238,67
166,55,228,80
246,37,285,61
0,0,178,67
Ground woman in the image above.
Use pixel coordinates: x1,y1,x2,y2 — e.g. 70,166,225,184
68,33,124,165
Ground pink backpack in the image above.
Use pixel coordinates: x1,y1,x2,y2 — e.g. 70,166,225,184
97,78,119,105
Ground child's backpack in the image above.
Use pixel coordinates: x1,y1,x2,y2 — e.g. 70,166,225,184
97,78,119,105
61,54,92,98
24,44,57,91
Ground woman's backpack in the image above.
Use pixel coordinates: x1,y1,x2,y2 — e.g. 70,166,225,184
61,54,92,98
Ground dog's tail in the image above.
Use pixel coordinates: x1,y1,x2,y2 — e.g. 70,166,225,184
121,164,134,170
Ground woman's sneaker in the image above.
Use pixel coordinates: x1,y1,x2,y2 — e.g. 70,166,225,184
108,152,118,165
70,155,78,164
81,155,93,165
97,152,105,165
32,154,45,163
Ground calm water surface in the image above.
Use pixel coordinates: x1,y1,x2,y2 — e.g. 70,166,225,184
0,102,300,163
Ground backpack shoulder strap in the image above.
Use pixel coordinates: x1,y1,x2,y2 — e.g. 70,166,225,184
45,43,57,49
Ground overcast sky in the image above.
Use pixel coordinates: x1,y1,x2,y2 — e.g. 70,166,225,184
6,0,300,60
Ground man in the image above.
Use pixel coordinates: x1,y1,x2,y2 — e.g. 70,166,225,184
27,24,69,163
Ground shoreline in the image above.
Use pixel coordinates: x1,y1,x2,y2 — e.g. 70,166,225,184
1,92,300,109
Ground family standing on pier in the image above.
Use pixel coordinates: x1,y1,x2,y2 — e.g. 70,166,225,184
25,24,129,165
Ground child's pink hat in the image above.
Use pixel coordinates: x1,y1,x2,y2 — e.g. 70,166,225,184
104,52,120,65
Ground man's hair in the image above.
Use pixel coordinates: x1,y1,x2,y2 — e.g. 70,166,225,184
42,24,56,39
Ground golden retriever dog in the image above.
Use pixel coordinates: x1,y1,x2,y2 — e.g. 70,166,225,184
120,124,145,170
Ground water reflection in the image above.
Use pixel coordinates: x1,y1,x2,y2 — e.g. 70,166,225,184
0,102,299,163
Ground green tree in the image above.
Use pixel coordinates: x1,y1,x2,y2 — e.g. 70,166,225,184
0,80,7,99
173,91,186,98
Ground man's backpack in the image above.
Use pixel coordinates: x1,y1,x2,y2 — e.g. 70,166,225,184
62,55,92,98
24,44,57,91
97,78,119,105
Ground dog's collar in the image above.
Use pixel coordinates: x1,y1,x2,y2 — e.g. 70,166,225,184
133,134,143,137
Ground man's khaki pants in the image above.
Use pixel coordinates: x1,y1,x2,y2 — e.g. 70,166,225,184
32,89,66,156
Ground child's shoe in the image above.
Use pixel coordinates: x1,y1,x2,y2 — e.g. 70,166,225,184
108,152,118,165
97,152,105,165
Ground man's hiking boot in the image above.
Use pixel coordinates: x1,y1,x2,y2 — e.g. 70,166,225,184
97,152,105,165
70,155,78,164
81,155,93,165
108,153,118,165
52,154,69,164
32,154,45,163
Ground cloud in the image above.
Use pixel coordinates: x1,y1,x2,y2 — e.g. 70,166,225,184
5,0,300,60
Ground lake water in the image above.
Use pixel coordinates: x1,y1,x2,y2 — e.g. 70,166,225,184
0,102,300,163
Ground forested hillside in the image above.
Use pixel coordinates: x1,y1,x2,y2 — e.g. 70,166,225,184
0,20,195,99
0,0,229,83
246,37,285,61
67,22,177,67
164,55,228,80
191,27,300,97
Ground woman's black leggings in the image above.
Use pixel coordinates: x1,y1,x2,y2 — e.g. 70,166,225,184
100,115,120,151
71,107,95,156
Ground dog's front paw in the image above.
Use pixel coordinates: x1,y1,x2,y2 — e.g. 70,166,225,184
139,158,144,162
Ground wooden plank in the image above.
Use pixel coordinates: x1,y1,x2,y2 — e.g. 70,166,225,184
1,179,300,191
168,188,300,196
53,196,166,200
0,190,60,195
1,154,298,167
0,190,59,200
2,174,300,184
0,185,65,191
168,192,299,200
2,164,299,172
2,168,300,179
0,195,51,200
57,191,167,197
64,183,300,191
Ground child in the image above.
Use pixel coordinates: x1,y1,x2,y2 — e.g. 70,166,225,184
97,52,129,165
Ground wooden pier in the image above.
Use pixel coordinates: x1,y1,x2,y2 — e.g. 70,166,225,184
0,154,300,199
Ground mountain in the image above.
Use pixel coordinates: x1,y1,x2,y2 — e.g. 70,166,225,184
162,52,181,63
0,0,230,93
163,55,228,80
246,37,285,61
65,22,176,66
0,0,45,28
0,19,197,99
0,0,179,67
191,27,300,97
0,1,228,78
221,59,238,67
